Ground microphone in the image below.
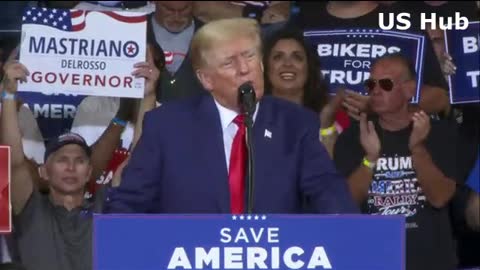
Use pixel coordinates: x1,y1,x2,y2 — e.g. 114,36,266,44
238,82,256,117
237,81,256,214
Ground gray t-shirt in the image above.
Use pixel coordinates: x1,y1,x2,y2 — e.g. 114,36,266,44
14,191,92,270
151,17,195,75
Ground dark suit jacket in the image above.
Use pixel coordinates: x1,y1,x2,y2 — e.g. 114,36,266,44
104,94,358,214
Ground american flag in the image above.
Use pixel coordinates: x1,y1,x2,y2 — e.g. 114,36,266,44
22,7,84,31
22,7,146,32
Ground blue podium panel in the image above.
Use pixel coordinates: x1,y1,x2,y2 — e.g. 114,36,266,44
94,214,405,270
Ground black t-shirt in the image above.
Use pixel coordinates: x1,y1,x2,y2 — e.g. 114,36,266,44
334,118,460,270
296,2,448,90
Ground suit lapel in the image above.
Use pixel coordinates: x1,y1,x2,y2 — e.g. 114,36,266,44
195,95,230,213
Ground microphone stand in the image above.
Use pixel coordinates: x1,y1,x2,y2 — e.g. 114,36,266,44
238,81,256,214
244,112,255,214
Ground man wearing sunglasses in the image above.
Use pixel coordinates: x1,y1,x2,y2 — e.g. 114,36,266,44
334,53,461,270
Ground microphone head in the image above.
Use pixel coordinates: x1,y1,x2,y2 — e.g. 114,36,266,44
238,81,256,116
239,81,255,96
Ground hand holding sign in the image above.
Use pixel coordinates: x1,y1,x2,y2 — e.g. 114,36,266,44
131,45,160,98
2,60,30,93
440,52,457,76
445,21,479,104
116,47,161,121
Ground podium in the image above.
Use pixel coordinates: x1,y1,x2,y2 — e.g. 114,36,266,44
93,214,405,270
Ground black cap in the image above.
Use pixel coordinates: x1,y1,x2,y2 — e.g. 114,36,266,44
44,132,91,163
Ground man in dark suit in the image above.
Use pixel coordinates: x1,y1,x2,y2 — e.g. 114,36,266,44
104,18,357,214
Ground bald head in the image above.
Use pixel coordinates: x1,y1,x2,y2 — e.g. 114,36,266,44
154,1,193,33
372,53,417,81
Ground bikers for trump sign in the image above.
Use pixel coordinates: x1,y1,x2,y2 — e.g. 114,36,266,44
19,7,147,98
94,214,405,270
0,146,11,233
445,21,480,104
304,29,425,103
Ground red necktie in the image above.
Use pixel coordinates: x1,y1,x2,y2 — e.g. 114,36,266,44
229,114,246,214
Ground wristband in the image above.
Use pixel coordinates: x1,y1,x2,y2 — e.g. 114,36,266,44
362,157,376,170
112,117,127,127
320,125,336,137
1,91,16,101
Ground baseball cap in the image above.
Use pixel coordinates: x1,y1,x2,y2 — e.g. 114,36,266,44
44,132,91,163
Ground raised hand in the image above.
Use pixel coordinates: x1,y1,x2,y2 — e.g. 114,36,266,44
343,89,370,121
440,52,456,76
320,89,345,128
131,45,160,98
359,113,381,161
2,60,29,93
409,111,431,151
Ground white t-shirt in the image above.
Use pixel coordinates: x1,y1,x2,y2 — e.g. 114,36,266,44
70,96,134,150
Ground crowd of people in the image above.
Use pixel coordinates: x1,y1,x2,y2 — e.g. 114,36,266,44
0,1,479,270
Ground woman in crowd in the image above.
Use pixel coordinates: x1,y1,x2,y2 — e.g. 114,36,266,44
263,27,353,157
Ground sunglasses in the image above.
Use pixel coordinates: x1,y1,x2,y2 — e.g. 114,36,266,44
364,78,395,92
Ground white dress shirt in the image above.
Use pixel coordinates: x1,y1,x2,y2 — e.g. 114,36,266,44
213,99,259,170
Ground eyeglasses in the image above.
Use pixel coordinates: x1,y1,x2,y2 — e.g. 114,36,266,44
364,78,395,92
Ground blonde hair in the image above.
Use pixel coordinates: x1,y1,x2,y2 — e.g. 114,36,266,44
190,18,261,70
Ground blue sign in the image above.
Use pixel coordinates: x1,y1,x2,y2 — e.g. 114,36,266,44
304,29,425,103
17,92,85,141
94,214,405,270
445,21,480,104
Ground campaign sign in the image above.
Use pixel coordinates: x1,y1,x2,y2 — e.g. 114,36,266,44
304,29,424,103
445,21,480,104
18,92,86,141
94,214,405,270
0,146,11,233
19,7,147,98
